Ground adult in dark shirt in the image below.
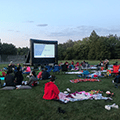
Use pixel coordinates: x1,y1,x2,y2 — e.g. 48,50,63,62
113,72,120,84
42,68,50,80
8,64,13,73
14,67,24,85
17,64,22,71
7,61,16,73
5,71,15,86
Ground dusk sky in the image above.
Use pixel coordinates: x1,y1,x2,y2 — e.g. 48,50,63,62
1,0,120,47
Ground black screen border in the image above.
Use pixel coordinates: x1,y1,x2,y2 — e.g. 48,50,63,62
30,39,58,66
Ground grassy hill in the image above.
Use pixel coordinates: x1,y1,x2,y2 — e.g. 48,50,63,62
0,60,120,120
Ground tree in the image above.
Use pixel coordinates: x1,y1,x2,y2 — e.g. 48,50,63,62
89,30,99,41
1,43,17,55
115,42,120,59
17,47,29,55
65,39,74,48
58,44,66,60
88,30,100,60
95,37,111,60
107,36,120,59
64,47,74,60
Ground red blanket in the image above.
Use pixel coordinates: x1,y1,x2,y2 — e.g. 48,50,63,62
70,78,100,83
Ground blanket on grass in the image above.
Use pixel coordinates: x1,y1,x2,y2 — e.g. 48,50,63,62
65,71,83,74
70,78,100,83
0,77,5,80
0,71,6,77
59,90,112,103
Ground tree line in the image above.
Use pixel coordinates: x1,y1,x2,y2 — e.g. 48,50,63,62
0,43,29,55
58,30,120,60
1,30,120,60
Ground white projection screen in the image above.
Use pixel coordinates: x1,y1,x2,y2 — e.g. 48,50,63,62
34,43,55,58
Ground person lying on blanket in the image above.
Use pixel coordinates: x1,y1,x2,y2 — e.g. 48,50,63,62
43,75,60,100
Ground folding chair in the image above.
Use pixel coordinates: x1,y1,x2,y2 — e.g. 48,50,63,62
112,65,119,76
82,70,90,78
45,66,53,73
53,66,60,73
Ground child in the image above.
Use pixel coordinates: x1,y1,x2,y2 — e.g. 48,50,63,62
43,75,60,100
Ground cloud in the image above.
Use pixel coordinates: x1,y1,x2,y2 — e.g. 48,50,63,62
8,30,14,31
48,25,120,39
26,20,34,23
49,26,91,37
16,31,20,32
46,25,120,44
8,30,20,32
37,24,48,27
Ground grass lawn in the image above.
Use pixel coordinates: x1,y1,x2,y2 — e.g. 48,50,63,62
0,60,120,120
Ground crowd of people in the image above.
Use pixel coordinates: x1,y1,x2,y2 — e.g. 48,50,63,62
3,61,51,87
97,59,109,70
1,59,120,101
59,60,90,71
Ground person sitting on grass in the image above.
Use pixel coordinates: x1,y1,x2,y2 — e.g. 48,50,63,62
43,75,60,100
112,71,120,87
14,67,23,85
4,71,15,86
23,65,31,74
17,63,22,71
8,61,15,73
37,69,43,80
42,67,50,80
27,71,38,87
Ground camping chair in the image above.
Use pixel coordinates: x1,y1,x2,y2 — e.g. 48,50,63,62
45,66,53,73
53,66,60,73
112,65,119,76
14,67,18,73
82,70,90,78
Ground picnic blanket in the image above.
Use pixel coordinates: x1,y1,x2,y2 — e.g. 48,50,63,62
65,71,83,74
70,78,100,83
0,77,5,80
59,90,112,103
0,71,6,77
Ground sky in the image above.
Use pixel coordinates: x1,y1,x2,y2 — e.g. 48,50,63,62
0,0,120,48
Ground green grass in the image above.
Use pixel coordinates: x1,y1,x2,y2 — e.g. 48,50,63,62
0,60,120,120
